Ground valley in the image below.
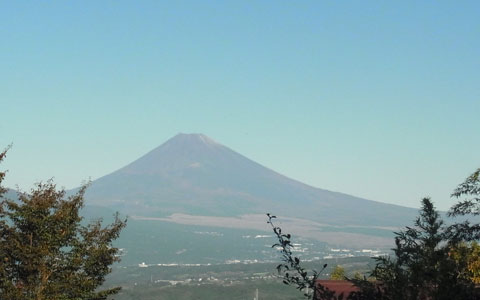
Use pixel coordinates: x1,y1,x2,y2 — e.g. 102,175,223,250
105,256,377,300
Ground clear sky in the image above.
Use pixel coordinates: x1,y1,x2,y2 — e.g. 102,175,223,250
1,1,479,210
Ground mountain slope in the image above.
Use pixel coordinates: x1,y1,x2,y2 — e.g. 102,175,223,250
83,133,417,227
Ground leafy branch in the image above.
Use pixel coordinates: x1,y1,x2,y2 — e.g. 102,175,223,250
267,213,335,299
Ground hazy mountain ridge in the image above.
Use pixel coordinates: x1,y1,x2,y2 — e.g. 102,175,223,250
83,133,418,227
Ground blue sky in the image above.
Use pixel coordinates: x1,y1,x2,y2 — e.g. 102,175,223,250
1,1,479,210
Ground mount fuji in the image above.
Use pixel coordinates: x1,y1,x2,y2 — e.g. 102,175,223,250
83,133,417,227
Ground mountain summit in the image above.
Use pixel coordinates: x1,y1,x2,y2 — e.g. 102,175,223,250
84,133,417,226
118,133,249,175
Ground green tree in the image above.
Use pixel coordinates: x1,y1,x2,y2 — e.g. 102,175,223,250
448,168,480,241
269,198,478,300
352,198,476,300
0,148,127,300
330,266,346,280
269,168,480,300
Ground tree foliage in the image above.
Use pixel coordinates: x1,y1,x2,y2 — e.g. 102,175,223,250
356,198,476,300
448,168,480,241
268,213,344,300
0,148,127,300
0,147,9,196
330,266,346,280
269,195,480,299
450,241,480,284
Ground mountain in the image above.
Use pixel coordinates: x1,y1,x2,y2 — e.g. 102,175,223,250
83,133,418,227
3,188,18,200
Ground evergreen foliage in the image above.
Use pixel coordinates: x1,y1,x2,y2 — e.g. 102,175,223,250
0,148,127,300
270,194,480,299
353,198,476,300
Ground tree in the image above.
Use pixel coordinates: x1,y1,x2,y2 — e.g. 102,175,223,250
450,241,480,284
330,266,346,280
0,148,7,196
352,198,476,300
269,168,480,300
0,148,127,300
448,168,480,241
268,198,478,300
